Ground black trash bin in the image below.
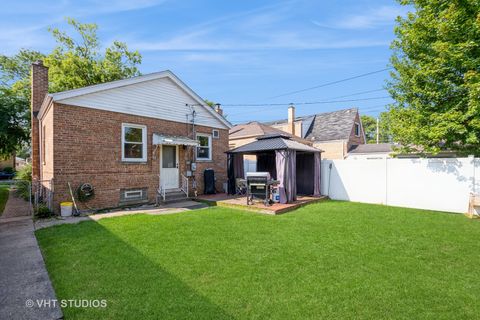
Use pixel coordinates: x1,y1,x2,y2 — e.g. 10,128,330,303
204,169,216,194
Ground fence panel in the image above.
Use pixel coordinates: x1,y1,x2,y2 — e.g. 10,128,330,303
322,159,386,204
322,157,477,213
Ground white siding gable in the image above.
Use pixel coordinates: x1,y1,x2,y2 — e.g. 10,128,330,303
56,77,228,129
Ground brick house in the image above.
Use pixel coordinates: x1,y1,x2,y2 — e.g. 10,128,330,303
31,61,231,213
264,106,366,159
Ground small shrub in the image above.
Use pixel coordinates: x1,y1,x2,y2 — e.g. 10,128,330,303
3,167,14,174
15,164,31,181
35,204,52,219
15,180,31,201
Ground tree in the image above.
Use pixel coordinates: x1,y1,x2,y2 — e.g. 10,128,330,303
387,0,480,155
361,115,377,143
0,18,142,158
45,18,142,93
0,88,29,156
361,113,392,143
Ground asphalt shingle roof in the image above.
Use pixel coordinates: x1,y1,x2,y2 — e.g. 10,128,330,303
229,121,312,144
348,143,394,154
228,134,321,154
264,108,359,141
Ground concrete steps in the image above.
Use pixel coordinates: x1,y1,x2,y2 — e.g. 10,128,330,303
158,189,189,204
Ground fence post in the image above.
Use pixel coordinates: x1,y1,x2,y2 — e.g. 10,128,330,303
385,157,388,205
469,155,475,194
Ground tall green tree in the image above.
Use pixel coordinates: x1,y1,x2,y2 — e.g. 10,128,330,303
0,18,142,158
361,115,377,143
0,88,29,156
361,113,392,144
387,0,480,155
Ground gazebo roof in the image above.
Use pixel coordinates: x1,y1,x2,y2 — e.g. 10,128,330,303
227,134,322,154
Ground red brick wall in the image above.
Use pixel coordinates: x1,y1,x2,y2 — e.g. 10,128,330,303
31,61,49,180
49,103,228,212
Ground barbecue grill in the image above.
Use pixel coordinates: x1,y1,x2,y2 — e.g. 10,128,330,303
246,172,278,206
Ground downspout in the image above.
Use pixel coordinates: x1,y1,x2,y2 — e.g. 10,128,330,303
186,104,197,195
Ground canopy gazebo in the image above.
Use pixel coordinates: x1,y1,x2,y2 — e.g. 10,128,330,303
227,134,322,204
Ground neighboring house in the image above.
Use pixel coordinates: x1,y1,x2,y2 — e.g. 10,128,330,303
229,121,313,175
229,121,312,149
15,157,27,169
31,60,231,213
264,106,366,159
346,143,394,160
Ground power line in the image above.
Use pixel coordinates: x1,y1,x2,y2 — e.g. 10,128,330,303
226,96,391,116
268,67,392,99
229,104,390,124
321,88,386,100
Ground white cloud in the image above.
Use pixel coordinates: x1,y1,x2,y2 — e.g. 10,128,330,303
314,5,409,30
127,2,391,52
0,0,165,15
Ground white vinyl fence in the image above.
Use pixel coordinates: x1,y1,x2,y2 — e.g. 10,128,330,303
321,157,480,213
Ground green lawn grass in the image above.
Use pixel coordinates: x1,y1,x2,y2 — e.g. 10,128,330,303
36,201,480,319
0,184,9,215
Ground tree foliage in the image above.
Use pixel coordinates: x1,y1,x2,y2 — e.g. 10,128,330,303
0,88,29,156
0,18,142,158
387,0,480,155
361,113,392,144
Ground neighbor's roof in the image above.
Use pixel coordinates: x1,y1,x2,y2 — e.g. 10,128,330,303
228,134,321,154
348,143,394,154
264,108,359,141
229,121,312,145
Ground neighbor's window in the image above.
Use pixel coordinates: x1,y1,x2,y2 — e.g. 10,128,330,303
354,122,360,137
122,124,147,162
196,133,212,160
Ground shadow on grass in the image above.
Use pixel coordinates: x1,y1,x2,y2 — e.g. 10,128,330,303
36,218,233,320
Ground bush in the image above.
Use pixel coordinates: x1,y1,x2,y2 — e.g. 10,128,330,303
15,164,31,181
35,204,52,219
15,180,31,201
3,167,14,174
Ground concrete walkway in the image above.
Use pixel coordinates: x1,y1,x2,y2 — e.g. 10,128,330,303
1,189,32,218
35,200,208,230
0,192,62,320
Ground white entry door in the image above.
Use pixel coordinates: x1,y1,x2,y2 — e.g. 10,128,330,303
161,145,179,189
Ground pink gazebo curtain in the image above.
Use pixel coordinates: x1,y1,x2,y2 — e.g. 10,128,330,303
275,149,297,204
313,152,321,196
233,153,244,179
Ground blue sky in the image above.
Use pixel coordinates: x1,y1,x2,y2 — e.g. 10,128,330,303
0,0,409,124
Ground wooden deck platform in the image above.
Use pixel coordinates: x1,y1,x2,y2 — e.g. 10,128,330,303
195,193,327,215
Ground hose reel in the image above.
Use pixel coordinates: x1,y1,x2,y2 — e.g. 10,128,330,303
77,183,95,202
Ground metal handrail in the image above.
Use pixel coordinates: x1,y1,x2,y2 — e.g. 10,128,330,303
180,174,189,197
158,175,166,203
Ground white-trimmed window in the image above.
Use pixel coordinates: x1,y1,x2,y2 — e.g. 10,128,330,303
124,189,143,200
196,133,212,161
354,122,360,137
120,188,148,202
212,129,220,139
122,123,147,162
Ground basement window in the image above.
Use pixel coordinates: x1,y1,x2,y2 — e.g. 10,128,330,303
120,188,148,202
122,123,147,162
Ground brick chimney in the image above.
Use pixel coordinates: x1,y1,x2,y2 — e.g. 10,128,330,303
287,104,295,136
31,60,48,180
214,103,223,116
